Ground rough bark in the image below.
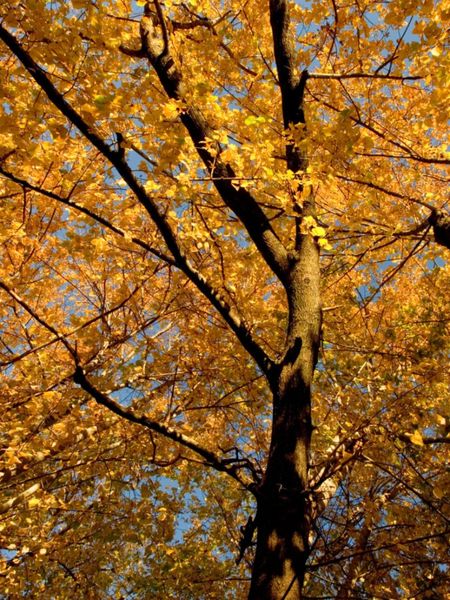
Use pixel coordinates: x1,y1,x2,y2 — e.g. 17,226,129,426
247,3,322,598
429,209,450,250
249,242,321,599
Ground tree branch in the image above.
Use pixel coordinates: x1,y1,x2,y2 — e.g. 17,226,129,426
0,164,175,265
428,210,450,250
0,482,41,515
269,0,309,176
309,90,450,165
336,174,435,209
308,72,422,81
0,279,77,359
269,0,298,103
73,365,257,494
0,283,148,368
0,279,258,493
269,0,314,250
153,0,170,56
137,6,289,282
0,23,274,376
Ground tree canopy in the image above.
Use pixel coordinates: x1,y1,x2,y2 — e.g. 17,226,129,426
0,1,449,598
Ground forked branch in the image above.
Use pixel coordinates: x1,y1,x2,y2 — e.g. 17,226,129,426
73,365,258,493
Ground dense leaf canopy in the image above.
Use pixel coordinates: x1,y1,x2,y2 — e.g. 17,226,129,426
0,0,449,598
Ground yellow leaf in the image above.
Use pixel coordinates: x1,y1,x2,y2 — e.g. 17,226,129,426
303,216,317,227
144,179,161,192
432,485,444,500
93,94,114,111
28,498,40,508
318,238,332,250
436,414,446,426
91,238,107,251
162,100,181,120
311,226,326,238
408,430,424,446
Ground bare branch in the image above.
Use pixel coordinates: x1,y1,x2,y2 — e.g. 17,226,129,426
269,0,299,99
308,72,422,81
118,44,145,58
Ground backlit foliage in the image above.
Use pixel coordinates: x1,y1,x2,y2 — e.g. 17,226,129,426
0,0,449,598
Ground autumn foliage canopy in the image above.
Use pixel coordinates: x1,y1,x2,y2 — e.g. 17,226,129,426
0,0,449,598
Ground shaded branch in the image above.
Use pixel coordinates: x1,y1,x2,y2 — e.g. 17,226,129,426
269,0,299,104
309,90,450,165
398,433,450,445
311,528,450,570
269,0,308,171
153,0,170,56
0,283,145,368
0,279,258,494
336,174,435,209
308,72,422,81
0,279,77,359
0,482,41,515
428,209,450,250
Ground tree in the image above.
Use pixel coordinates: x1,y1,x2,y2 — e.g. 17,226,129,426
0,0,449,597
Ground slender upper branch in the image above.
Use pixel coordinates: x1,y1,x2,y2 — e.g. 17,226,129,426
0,279,77,359
269,0,306,132
309,91,450,165
0,23,274,375
269,0,310,192
269,0,314,248
336,174,435,209
0,285,142,368
308,72,422,81
269,0,298,96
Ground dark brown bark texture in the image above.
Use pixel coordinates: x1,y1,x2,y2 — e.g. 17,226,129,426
429,210,450,250
141,2,322,597
247,2,322,599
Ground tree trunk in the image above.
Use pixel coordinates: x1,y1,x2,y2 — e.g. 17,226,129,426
248,383,311,599
249,237,321,599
